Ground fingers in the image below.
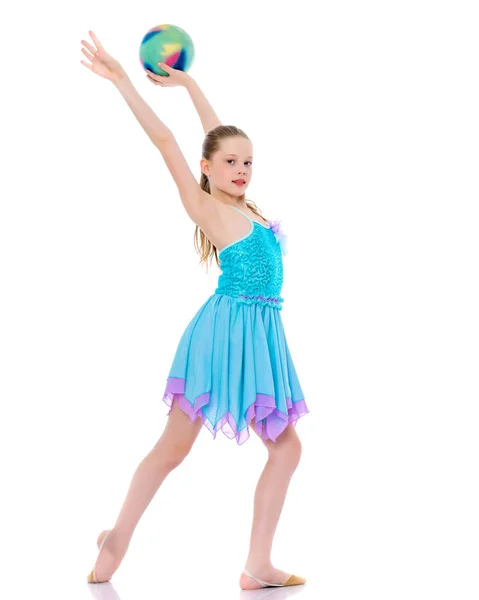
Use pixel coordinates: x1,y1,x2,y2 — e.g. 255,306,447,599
146,69,163,82
81,39,97,57
146,70,165,85
158,62,174,77
89,30,103,52
147,74,164,86
144,62,173,87
81,47,95,62
80,60,93,71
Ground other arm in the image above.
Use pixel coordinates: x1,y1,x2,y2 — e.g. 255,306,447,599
146,63,222,134
184,77,222,134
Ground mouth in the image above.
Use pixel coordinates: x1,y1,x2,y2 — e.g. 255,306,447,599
232,179,246,186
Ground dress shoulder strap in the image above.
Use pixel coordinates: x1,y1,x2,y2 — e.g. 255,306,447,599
225,204,253,223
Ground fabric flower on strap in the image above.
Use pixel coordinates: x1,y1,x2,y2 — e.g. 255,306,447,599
268,219,288,256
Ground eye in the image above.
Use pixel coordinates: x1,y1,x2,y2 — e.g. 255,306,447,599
227,159,252,165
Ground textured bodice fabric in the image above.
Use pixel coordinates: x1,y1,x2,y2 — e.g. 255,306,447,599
215,210,284,310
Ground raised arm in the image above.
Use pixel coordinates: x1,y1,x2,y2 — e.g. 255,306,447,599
185,77,222,134
146,63,222,134
80,32,215,226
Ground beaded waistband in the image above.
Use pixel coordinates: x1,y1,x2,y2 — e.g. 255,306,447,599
236,293,284,310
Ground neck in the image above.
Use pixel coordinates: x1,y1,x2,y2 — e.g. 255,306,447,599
214,196,248,208
209,185,246,206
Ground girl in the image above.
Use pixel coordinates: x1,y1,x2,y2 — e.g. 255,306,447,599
81,30,309,590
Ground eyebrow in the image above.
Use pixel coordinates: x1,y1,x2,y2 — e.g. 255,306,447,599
225,154,253,159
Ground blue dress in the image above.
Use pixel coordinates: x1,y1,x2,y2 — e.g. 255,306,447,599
162,204,309,445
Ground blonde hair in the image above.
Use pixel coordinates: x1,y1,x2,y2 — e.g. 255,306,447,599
194,125,267,270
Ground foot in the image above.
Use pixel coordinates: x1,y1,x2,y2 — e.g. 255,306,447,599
239,565,304,590
87,529,129,583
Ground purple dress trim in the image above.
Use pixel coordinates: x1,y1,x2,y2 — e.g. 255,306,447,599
162,377,309,445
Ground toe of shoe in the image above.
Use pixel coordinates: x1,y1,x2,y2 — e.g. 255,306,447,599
284,574,306,586
87,569,97,583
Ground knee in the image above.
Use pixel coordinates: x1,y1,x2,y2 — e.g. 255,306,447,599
268,432,302,468
152,437,194,469
164,440,194,468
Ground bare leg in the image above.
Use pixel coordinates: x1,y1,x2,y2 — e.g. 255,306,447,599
240,421,303,590
88,397,203,582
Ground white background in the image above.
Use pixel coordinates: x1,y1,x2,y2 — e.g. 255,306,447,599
1,1,478,599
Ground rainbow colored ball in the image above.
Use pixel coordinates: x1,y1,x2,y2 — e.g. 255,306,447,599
139,24,194,76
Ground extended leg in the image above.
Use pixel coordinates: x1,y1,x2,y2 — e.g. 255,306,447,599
88,397,203,583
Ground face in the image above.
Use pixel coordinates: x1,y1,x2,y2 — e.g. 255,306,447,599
201,136,253,197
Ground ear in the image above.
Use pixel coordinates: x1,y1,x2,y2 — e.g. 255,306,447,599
200,158,210,177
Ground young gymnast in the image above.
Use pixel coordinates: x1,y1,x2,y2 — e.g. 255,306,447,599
80,30,309,589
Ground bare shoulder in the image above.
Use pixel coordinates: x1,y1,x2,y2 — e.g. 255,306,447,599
189,190,222,229
248,209,269,227
189,191,228,246
188,194,255,251
243,198,269,226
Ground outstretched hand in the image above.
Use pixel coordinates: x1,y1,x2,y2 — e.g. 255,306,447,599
80,31,127,84
145,63,190,88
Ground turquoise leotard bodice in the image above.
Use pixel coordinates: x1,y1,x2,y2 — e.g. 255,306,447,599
214,205,284,310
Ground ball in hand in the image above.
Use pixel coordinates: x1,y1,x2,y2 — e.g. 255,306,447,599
139,24,195,76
